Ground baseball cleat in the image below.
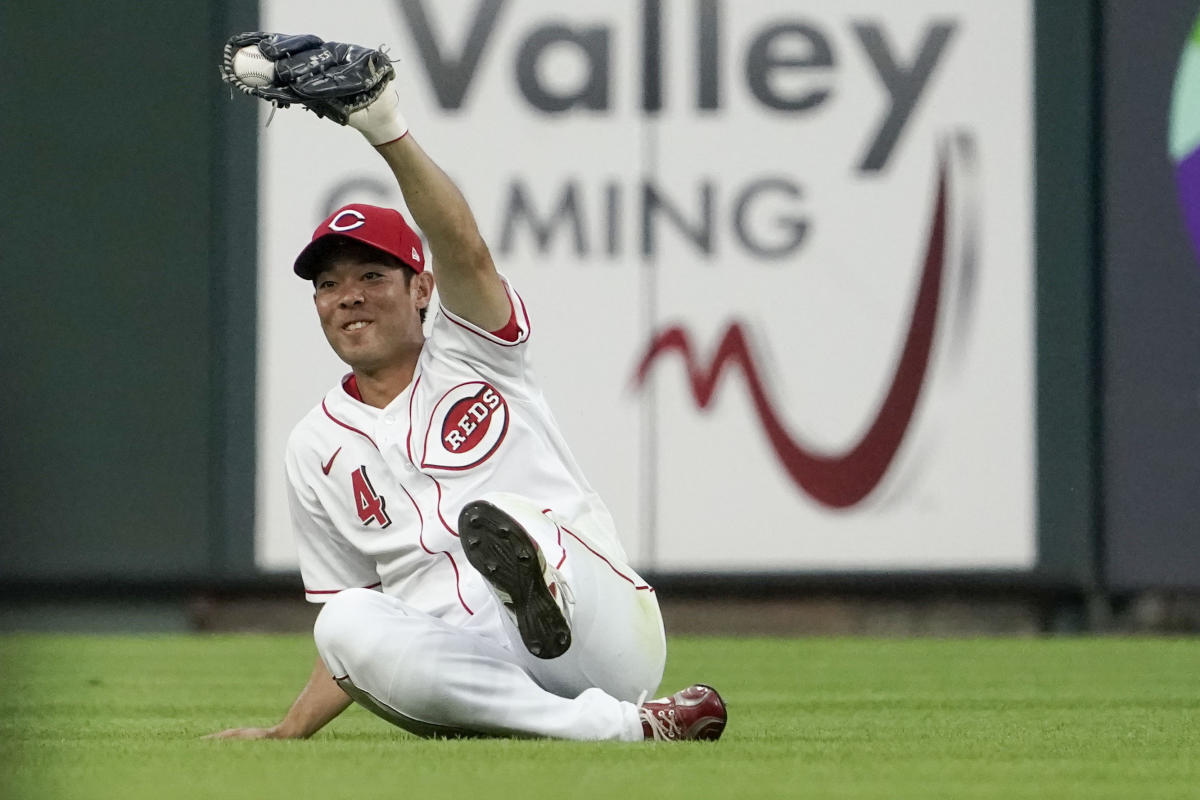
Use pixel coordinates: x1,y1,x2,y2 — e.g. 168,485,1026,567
458,500,573,659
639,684,727,741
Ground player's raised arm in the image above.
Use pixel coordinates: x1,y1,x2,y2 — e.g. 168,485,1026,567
334,48,510,330
221,31,511,332
370,131,512,333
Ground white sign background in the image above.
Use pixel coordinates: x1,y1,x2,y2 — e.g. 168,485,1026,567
254,0,1036,572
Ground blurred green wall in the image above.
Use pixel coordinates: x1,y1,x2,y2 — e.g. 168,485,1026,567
0,0,258,580
1034,0,1102,589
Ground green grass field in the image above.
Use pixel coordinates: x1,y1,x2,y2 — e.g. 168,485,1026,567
1,635,1197,800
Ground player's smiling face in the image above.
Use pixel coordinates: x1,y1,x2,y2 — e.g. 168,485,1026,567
313,257,433,372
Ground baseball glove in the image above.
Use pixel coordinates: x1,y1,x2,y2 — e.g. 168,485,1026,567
220,32,395,125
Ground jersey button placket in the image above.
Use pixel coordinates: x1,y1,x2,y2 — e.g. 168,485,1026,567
378,414,401,450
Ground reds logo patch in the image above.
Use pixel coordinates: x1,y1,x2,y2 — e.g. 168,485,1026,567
422,382,509,470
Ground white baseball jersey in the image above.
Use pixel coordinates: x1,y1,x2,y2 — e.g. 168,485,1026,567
284,278,628,628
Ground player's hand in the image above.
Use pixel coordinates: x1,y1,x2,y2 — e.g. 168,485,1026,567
204,725,289,740
220,32,408,146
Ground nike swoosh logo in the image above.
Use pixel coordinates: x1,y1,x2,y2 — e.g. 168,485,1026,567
633,154,949,508
321,447,343,476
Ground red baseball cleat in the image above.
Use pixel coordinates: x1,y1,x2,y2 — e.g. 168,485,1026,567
639,684,727,741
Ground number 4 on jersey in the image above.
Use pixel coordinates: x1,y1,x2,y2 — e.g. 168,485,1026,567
351,466,392,528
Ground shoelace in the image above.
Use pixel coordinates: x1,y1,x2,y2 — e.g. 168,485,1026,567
545,564,575,624
639,705,683,741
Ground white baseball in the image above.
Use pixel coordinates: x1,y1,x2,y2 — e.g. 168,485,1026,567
232,45,275,87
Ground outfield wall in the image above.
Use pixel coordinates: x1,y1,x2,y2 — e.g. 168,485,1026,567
1099,0,1200,591
0,0,259,582
2,0,1198,598
254,0,1039,575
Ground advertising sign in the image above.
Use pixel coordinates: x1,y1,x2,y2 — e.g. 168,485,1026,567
255,0,1036,572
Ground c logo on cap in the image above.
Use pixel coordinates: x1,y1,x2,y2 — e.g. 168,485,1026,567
329,209,367,232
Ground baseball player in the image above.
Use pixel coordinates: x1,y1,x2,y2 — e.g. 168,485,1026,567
210,32,726,742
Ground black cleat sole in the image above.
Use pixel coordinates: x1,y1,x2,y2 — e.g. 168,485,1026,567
458,500,572,659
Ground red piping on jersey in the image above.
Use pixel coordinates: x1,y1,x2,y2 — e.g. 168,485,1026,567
439,552,474,615
406,374,423,463
444,289,531,347
401,483,474,616
561,525,653,591
489,305,521,342
305,581,382,596
551,523,567,569
431,477,460,538
539,510,568,569
322,399,379,450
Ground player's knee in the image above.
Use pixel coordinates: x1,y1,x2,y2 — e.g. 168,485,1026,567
313,587,377,658
474,491,538,518
473,491,559,543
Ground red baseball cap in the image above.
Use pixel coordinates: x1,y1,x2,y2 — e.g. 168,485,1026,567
294,203,426,279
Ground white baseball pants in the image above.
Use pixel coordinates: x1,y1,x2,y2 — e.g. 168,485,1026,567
313,493,666,740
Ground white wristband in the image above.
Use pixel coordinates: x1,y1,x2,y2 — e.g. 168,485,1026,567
347,87,409,146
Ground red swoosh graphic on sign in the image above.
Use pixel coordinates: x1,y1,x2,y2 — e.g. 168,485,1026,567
634,159,948,509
